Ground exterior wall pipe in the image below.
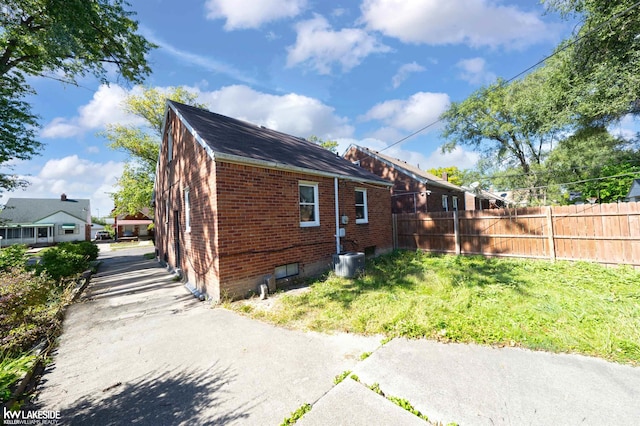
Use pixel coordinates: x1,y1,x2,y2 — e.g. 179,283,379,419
334,177,340,254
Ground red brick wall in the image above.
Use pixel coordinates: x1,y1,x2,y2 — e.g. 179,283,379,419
215,162,392,299
344,147,466,213
156,112,393,301
155,111,221,299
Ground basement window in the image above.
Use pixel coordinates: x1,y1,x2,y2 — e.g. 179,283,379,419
275,263,299,279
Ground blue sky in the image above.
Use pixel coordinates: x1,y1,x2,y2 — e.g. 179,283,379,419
4,0,636,217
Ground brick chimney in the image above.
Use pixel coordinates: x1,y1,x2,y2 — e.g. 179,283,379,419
442,172,448,182
61,193,67,201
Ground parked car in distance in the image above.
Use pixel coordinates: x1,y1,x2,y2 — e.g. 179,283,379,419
95,231,111,240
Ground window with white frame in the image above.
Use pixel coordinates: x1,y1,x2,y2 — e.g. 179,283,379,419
453,196,459,211
167,124,173,162
299,182,319,227
355,188,368,224
442,195,449,211
184,187,191,232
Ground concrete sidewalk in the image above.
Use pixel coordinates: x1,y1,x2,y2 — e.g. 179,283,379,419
32,247,640,425
33,247,381,425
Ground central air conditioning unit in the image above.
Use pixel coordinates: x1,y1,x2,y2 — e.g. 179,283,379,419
333,252,365,278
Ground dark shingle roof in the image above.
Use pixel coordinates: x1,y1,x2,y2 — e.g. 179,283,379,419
628,179,640,198
0,198,90,224
347,144,465,192
168,101,390,185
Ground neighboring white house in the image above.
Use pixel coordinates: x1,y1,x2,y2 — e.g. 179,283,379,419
0,194,91,247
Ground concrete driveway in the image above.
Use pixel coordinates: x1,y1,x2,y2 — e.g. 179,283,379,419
33,246,640,425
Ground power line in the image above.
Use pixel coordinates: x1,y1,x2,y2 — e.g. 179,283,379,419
379,0,640,153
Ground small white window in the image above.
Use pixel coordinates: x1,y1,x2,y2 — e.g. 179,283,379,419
275,263,299,279
442,195,449,212
355,188,368,224
165,198,170,224
167,124,173,162
299,182,320,227
453,196,459,211
184,188,191,232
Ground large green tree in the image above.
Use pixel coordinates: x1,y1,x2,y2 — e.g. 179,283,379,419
441,70,566,196
543,0,640,125
0,0,155,192
105,87,204,216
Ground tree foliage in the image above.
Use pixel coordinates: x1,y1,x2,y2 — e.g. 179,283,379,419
440,1,640,204
308,135,339,153
105,87,204,216
426,166,465,187
0,0,155,192
543,0,640,126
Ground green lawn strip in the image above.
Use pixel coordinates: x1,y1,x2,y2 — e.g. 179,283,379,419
280,402,312,425
0,352,37,402
236,251,640,364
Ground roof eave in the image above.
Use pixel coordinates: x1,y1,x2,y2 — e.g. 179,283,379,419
213,151,393,187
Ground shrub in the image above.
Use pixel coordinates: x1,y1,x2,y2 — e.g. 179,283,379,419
57,241,99,261
0,269,59,355
0,245,28,272
36,247,88,283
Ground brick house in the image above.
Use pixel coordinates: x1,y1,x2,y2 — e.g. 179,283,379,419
343,145,467,213
154,102,393,302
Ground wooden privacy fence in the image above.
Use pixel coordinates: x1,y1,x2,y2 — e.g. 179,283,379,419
393,201,640,267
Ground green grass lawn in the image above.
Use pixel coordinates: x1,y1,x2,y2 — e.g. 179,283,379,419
234,251,640,365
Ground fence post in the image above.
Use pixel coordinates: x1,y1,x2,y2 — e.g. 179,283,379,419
546,206,556,262
453,210,461,255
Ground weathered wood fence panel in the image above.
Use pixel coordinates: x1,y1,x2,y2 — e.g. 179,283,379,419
393,201,640,267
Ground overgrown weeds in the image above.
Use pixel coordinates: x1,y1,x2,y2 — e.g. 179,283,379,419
233,250,640,364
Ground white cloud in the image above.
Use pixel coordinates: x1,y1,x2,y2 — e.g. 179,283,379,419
392,62,426,89
337,137,479,170
86,146,100,154
142,30,258,85
456,57,497,85
7,155,125,219
361,0,558,48
610,114,639,142
205,0,306,29
361,92,450,132
40,85,144,138
196,85,354,139
287,14,391,74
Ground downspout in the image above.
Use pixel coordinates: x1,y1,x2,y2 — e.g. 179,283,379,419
334,177,340,254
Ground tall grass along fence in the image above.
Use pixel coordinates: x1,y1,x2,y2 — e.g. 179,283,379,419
393,201,640,268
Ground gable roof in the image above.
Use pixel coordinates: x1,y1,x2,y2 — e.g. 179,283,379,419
0,198,90,224
166,101,391,186
345,144,465,192
627,179,640,199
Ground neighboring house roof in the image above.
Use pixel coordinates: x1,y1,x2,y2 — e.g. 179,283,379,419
345,144,465,192
166,101,391,186
0,198,90,224
627,179,640,199
462,187,512,205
